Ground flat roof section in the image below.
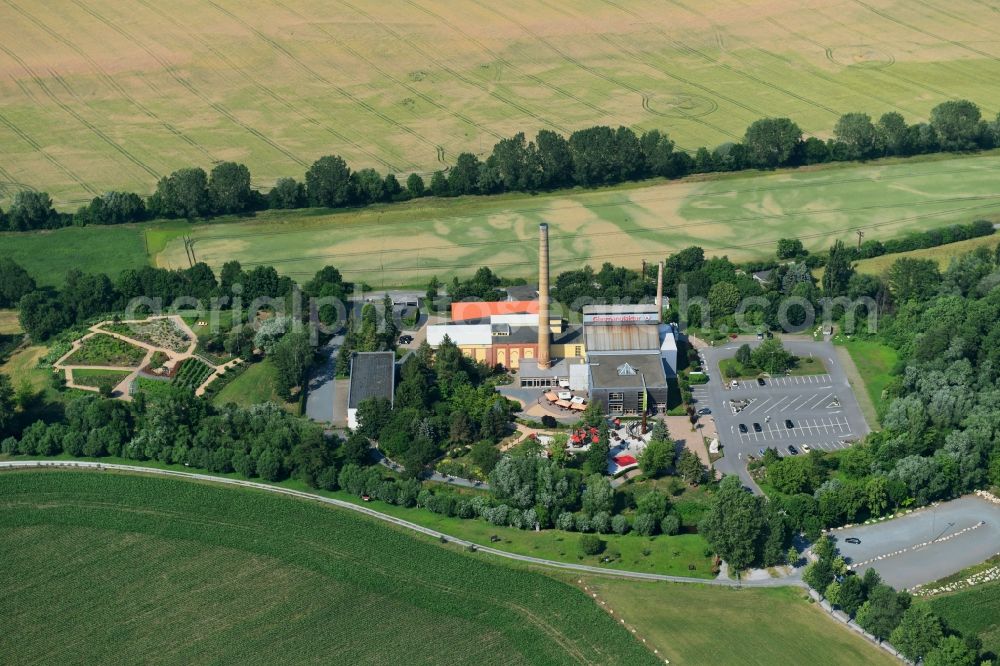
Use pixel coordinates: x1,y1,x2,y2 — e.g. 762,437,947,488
347,352,396,409
588,353,668,389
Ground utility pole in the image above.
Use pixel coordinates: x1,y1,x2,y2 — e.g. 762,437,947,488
856,229,864,250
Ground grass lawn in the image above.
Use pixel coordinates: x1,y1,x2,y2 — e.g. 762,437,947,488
0,226,149,287
836,337,898,419
927,582,1000,658
719,356,826,380
0,310,22,335
212,358,294,412
70,368,131,391
0,469,656,665
582,578,898,666
0,345,51,393
63,334,146,367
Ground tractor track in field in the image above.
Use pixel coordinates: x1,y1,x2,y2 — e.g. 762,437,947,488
601,0,840,118
0,460,804,589
404,0,619,124
0,42,161,181
68,0,309,169
272,0,502,157
202,0,439,169
850,0,1000,65
529,0,748,138
3,0,217,165
336,0,572,136
130,0,406,174
0,94,98,198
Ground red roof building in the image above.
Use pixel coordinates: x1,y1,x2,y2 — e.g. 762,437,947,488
451,300,539,322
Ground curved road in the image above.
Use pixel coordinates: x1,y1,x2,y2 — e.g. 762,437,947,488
0,460,803,588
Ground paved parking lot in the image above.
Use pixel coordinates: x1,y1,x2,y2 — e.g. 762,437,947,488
693,339,871,489
833,495,1000,589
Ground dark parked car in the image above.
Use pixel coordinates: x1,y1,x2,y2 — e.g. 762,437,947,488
758,448,766,457
757,377,766,386
845,537,861,545
787,445,799,455
739,424,748,434
697,407,712,415
398,335,413,344
784,419,795,429
753,423,762,433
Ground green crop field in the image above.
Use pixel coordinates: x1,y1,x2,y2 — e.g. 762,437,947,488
3,152,999,289
2,0,1000,208
152,153,1000,287
70,368,131,391
928,583,1000,658
582,578,898,666
0,469,658,665
0,225,149,287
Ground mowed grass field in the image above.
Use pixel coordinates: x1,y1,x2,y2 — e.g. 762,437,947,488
581,578,898,666
0,470,659,665
154,153,1000,286
2,0,1000,207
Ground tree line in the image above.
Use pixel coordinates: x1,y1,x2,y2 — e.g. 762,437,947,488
2,99,999,232
801,536,984,665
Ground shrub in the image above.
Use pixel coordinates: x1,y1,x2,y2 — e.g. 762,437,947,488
633,513,657,536
611,514,631,535
660,514,681,536
579,534,604,556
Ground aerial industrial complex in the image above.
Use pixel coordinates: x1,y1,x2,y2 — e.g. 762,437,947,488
428,223,677,415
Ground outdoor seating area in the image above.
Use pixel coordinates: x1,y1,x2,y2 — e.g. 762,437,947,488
543,390,588,413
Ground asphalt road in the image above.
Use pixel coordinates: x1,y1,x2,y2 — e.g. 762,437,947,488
696,340,871,491
832,495,1000,589
0,460,802,588
304,333,344,424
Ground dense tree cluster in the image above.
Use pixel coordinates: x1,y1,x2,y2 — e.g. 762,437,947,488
0,392,338,487
354,338,513,475
5,100,998,232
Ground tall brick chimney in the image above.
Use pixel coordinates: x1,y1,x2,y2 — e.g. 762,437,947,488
537,223,551,369
656,260,664,322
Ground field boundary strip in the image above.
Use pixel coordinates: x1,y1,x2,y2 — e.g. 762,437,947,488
0,459,803,588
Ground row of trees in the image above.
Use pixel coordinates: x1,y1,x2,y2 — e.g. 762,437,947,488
4,99,999,232
0,393,341,487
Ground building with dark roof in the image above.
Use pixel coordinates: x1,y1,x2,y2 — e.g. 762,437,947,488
347,351,396,429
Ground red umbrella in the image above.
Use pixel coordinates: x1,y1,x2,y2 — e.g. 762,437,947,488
591,435,600,444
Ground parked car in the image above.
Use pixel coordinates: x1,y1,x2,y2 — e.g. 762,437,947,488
398,335,414,344
801,444,811,453
845,537,861,545
758,448,766,457
697,407,712,415
784,419,794,429
753,423,762,432
739,424,748,434
787,445,799,455
757,377,766,386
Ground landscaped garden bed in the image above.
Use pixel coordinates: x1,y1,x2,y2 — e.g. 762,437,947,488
64,334,146,367
104,318,191,352
71,368,132,395
172,358,214,390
